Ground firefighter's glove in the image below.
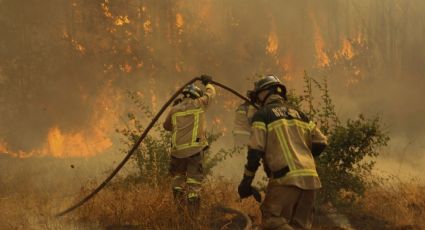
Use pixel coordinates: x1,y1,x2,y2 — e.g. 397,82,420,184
248,90,257,104
238,176,254,199
252,187,262,203
200,74,212,85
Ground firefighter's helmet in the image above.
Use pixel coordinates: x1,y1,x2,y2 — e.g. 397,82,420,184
254,75,286,97
182,84,203,98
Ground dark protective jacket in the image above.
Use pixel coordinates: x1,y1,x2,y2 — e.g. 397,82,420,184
244,94,327,190
163,84,216,158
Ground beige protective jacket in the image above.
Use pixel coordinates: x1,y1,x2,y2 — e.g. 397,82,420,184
247,95,327,190
233,103,257,146
163,84,216,158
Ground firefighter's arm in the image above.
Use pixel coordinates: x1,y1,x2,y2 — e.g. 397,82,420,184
310,122,328,157
198,83,216,107
244,113,267,178
163,110,173,131
238,112,266,201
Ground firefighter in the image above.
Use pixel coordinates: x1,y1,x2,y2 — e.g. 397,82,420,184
232,90,257,148
163,75,216,216
237,75,327,230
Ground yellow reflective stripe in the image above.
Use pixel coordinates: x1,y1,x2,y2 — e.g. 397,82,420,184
172,108,205,150
308,121,316,131
233,130,250,136
187,192,199,199
174,108,203,117
275,127,296,171
172,114,178,147
186,177,202,185
173,186,183,191
268,119,312,131
174,142,206,151
252,121,266,131
244,168,256,177
286,169,318,178
192,111,199,144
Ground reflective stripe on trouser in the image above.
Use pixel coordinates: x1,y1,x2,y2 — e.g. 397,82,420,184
261,184,316,230
169,153,204,202
186,177,202,201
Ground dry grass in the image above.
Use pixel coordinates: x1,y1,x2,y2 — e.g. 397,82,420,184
74,178,260,229
358,178,425,229
1,176,424,229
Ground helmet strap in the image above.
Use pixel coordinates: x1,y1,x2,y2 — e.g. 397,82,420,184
260,89,274,106
260,86,286,105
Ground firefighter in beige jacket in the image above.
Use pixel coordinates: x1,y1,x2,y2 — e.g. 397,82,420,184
238,76,328,230
163,75,216,215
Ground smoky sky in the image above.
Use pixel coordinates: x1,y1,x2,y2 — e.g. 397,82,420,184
0,0,424,160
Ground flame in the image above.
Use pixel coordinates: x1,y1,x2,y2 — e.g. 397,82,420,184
279,54,295,81
0,126,112,158
0,83,121,158
334,39,354,60
63,32,86,54
310,12,330,68
266,30,278,55
43,126,112,158
0,140,12,156
143,20,152,34
114,15,130,26
101,0,113,19
120,63,132,73
176,13,184,34
102,0,130,27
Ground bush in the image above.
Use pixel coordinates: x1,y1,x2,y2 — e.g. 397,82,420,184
300,73,390,207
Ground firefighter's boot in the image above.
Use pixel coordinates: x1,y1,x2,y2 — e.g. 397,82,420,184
187,193,201,218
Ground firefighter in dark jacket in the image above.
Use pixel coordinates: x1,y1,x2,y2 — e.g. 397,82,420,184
238,75,328,230
163,75,216,215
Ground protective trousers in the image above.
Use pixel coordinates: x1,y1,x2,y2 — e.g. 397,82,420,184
261,184,317,230
169,152,203,215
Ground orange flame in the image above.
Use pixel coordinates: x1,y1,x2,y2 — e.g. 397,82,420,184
114,15,130,26
101,0,113,19
334,39,354,60
176,13,184,34
0,84,121,158
279,54,295,81
63,32,86,54
310,12,330,68
266,30,278,55
143,20,152,34
44,126,112,158
102,0,131,27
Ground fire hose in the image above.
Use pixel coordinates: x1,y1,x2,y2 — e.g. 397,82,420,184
56,77,258,217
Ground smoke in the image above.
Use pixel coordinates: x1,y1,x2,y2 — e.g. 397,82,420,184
0,0,424,171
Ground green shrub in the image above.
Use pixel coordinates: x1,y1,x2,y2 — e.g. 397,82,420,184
300,73,390,207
